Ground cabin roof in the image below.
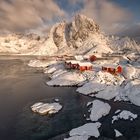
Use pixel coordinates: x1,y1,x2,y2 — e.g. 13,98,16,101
66,60,79,64
79,62,92,66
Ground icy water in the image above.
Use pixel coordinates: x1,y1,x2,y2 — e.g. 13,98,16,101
0,57,90,140
0,57,140,140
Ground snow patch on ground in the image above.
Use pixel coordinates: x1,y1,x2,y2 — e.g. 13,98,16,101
95,71,124,86
46,72,86,86
126,79,140,106
28,59,58,68
44,63,65,74
50,69,67,79
31,102,62,115
123,65,136,79
95,85,120,100
114,79,140,106
77,71,124,100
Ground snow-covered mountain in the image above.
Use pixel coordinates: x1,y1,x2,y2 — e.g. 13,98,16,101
0,14,139,56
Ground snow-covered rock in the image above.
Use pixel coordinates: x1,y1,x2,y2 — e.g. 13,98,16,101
54,98,59,102
77,81,107,95
115,129,123,137
46,72,86,86
44,63,65,74
69,122,101,138
95,71,124,86
112,110,137,123
31,102,62,115
127,85,140,106
115,110,121,114
77,71,124,99
95,85,120,100
115,79,140,105
123,65,136,79
50,69,67,79
88,100,111,121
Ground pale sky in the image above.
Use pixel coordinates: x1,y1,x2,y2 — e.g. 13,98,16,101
0,0,140,37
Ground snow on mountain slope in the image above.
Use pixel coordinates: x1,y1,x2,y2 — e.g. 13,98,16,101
108,36,140,53
0,14,139,56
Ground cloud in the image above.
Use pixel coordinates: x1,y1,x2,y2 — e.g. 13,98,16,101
69,0,82,5
118,23,140,37
0,0,66,32
0,0,136,36
79,0,132,34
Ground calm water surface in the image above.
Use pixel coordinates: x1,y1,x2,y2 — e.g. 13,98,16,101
0,57,140,140
0,58,91,140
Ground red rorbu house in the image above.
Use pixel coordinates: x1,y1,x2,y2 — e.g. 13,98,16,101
89,55,97,62
65,60,79,69
102,65,123,75
65,61,93,71
79,62,93,71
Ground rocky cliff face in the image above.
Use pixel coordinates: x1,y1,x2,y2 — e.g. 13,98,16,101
50,14,112,56
0,14,139,56
65,14,100,49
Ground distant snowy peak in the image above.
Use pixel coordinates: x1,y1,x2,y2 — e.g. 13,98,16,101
109,36,140,53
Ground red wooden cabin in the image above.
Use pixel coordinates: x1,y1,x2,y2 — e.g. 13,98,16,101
79,62,93,71
65,61,93,71
102,65,123,75
65,61,79,70
89,55,97,62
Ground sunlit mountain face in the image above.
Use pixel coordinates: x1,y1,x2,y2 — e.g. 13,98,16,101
0,0,140,38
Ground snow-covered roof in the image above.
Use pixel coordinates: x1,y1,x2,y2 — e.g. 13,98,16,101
79,62,92,66
66,60,79,64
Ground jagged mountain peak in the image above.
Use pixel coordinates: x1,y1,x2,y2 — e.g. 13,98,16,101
0,14,139,56
74,14,100,33
49,14,101,54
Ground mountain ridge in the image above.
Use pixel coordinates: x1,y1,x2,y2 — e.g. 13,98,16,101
0,14,139,56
